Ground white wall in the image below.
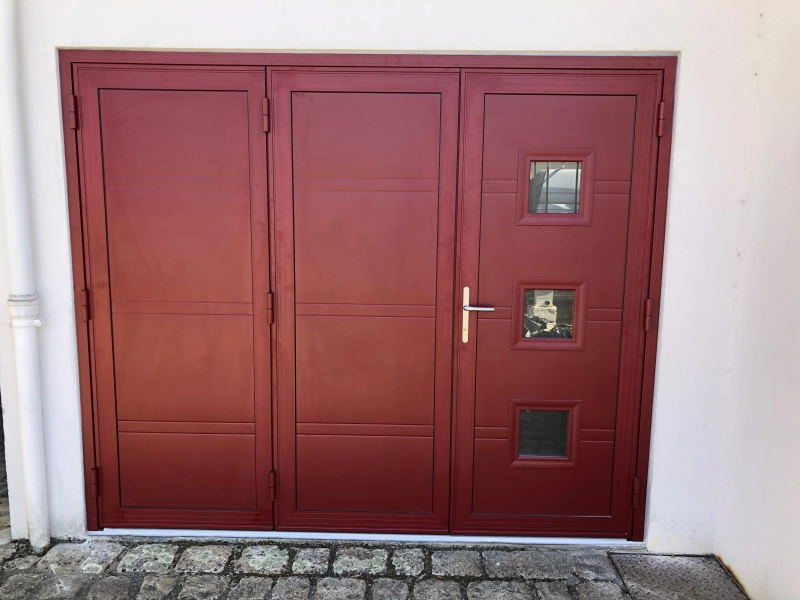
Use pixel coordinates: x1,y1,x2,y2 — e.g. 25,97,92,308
713,2,800,599
2,0,795,596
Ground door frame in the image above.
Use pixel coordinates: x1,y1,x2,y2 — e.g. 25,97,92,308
59,51,675,541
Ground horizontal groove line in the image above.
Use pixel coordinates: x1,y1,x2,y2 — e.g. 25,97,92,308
113,301,253,316
297,423,434,437
118,421,255,435
296,303,435,318
296,314,434,320
294,176,438,193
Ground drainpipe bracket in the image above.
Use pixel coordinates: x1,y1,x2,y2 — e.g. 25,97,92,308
8,294,42,327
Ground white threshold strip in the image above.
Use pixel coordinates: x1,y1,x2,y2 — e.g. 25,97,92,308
89,529,644,547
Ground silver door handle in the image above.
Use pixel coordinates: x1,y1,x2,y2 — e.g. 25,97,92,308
462,287,494,343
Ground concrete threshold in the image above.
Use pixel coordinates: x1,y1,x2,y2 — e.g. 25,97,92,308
89,528,646,548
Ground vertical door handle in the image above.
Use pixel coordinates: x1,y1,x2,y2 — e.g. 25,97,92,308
462,287,495,343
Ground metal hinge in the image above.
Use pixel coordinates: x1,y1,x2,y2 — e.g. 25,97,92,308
90,467,100,499
267,292,275,325
262,98,270,132
643,298,653,332
631,477,641,509
656,101,666,137
80,289,91,322
68,95,78,129
269,470,276,502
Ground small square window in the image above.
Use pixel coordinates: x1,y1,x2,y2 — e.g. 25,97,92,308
529,161,581,214
523,289,574,339
519,410,569,457
516,149,595,226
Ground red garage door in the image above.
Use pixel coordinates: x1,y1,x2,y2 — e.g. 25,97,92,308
69,58,667,538
452,72,661,537
77,67,273,529
271,71,459,532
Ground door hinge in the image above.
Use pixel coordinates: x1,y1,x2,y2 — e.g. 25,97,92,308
80,289,91,322
631,476,641,509
269,470,276,502
267,292,275,324
262,97,270,132
657,101,666,137
643,298,653,332
67,95,78,129
89,467,100,499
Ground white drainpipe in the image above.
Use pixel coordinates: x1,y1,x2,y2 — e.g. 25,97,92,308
0,0,50,550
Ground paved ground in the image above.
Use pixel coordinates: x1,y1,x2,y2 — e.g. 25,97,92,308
0,436,9,540
0,539,748,600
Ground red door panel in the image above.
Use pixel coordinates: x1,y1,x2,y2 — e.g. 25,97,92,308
295,316,435,425
473,439,614,515
76,66,272,529
113,314,255,423
118,432,257,509
453,72,661,537
296,435,434,513
272,70,459,532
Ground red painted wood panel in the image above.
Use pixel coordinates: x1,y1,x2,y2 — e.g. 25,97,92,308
118,433,256,509
272,70,459,532
101,89,253,303
475,320,622,429
296,435,434,512
75,66,272,530
296,316,435,425
472,439,614,515
113,314,255,423
452,71,662,537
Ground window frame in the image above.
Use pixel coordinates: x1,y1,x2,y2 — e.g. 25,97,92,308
516,148,596,226
511,278,588,351
509,399,582,469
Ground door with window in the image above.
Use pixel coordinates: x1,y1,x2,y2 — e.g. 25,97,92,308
452,72,661,536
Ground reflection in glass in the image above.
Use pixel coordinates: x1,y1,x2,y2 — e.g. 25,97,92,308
519,410,569,457
523,289,574,338
529,161,581,214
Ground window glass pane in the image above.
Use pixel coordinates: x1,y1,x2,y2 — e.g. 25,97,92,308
523,289,574,338
519,410,569,457
529,161,581,214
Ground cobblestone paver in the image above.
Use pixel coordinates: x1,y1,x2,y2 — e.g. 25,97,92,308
37,543,123,575
0,538,748,600
175,546,231,574
117,544,178,574
226,576,272,600
332,548,386,576
390,548,423,577
431,549,482,577
235,545,287,575
291,548,329,575
136,574,178,600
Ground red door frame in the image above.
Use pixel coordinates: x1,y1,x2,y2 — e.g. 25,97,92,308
59,51,675,541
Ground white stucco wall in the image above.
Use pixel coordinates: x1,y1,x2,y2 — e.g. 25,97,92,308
2,0,798,597
713,2,800,599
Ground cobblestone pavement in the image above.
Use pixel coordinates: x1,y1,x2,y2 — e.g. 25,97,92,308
0,539,748,599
